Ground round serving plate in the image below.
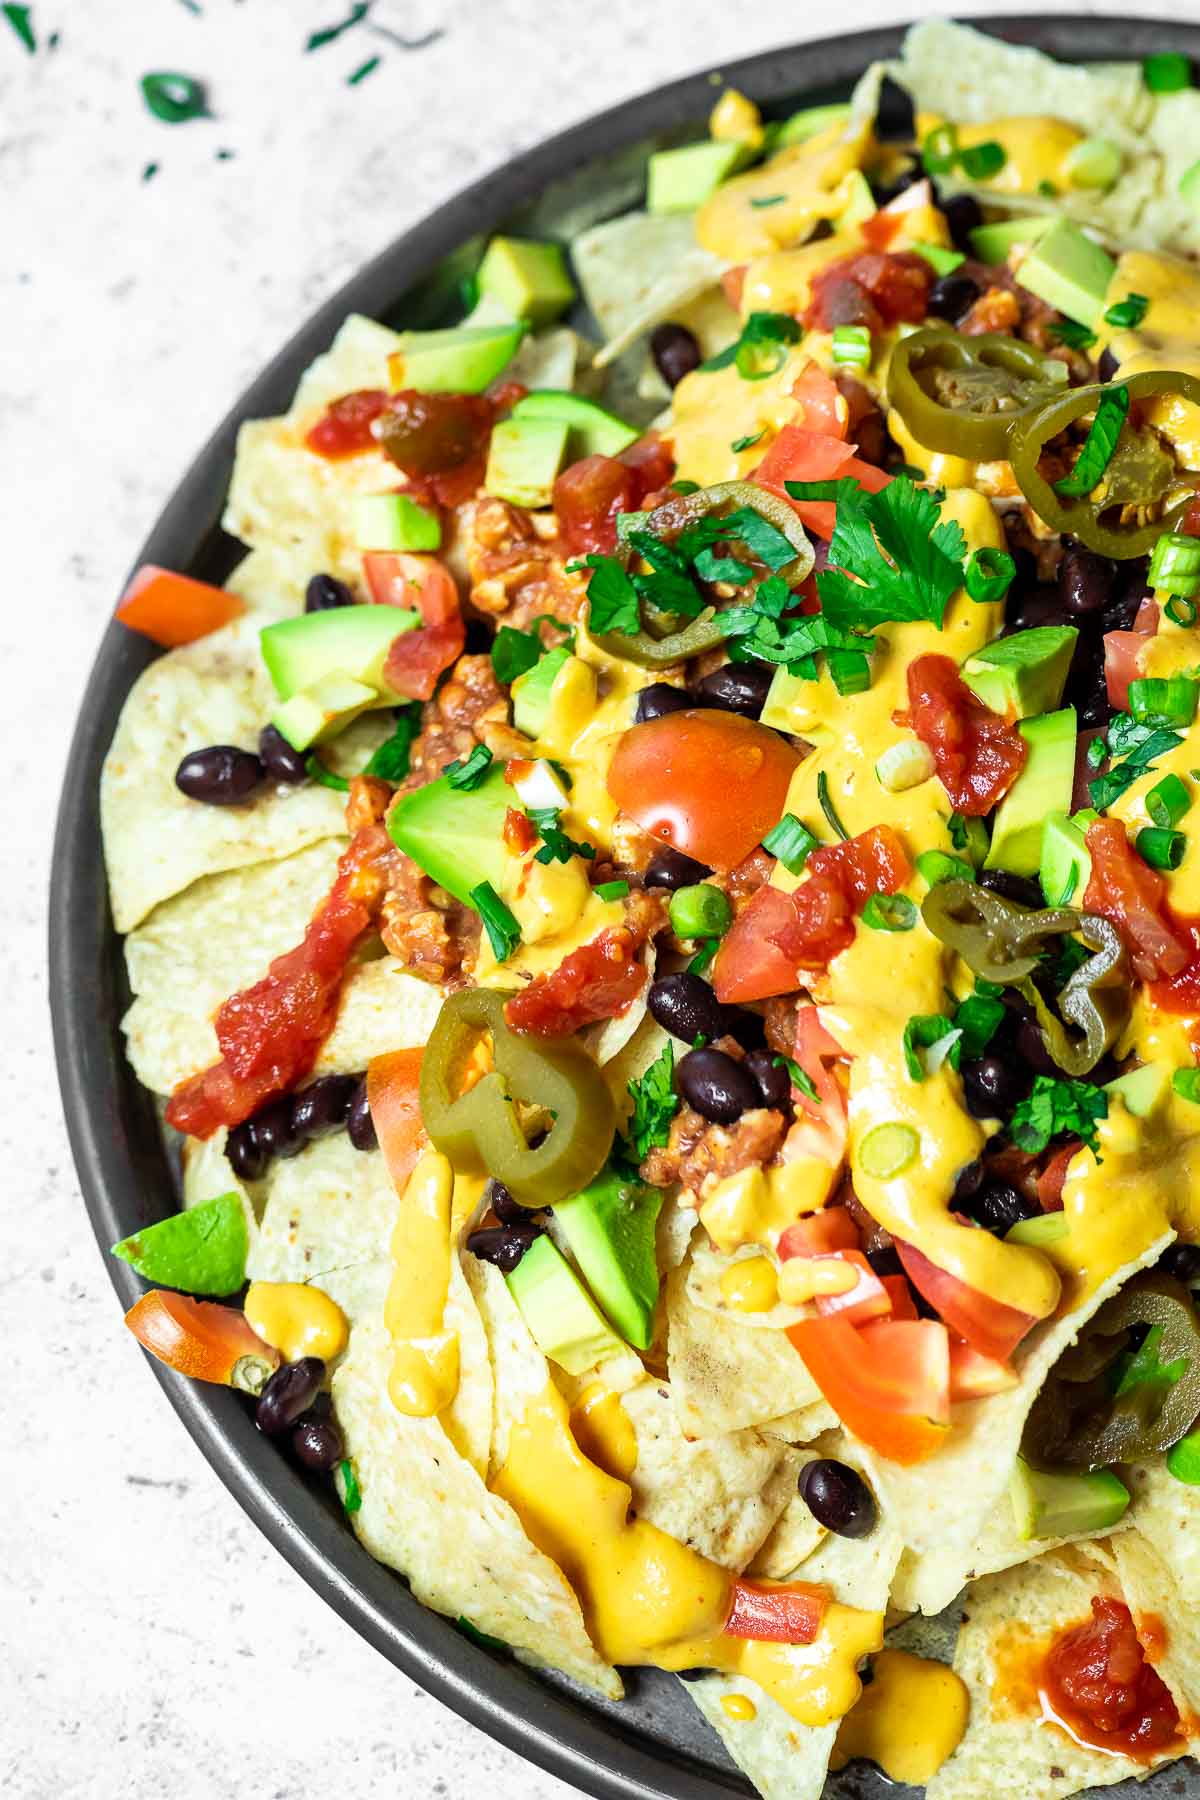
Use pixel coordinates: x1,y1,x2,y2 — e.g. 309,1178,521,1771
50,17,1200,1799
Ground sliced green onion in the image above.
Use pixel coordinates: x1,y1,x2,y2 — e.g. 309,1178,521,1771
594,879,630,901
828,648,872,696
470,880,521,961
859,1121,920,1178
1149,531,1200,598
875,739,935,793
305,753,350,792
831,324,871,369
763,813,820,874
1049,319,1097,352
1054,384,1130,499
911,241,966,277
1145,51,1192,93
669,883,733,939
1147,772,1192,828
335,1459,362,1514
922,123,960,175
917,849,976,887
1167,596,1199,627
964,547,1016,604
1136,826,1186,871
688,938,718,976
1128,676,1199,728
141,70,209,123
1173,1068,1200,1104
1061,136,1122,192
1104,293,1149,330
862,892,917,933
959,140,1007,181
816,771,849,841
775,1054,818,1103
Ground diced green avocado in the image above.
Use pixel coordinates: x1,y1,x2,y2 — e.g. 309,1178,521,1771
485,417,570,509
387,763,511,906
969,213,1059,265
1009,1456,1129,1542
512,391,638,459
775,102,851,147
271,673,381,752
838,170,876,231
760,667,810,732
1040,811,1091,906
476,236,576,327
505,1234,625,1376
985,707,1077,878
353,492,440,552
1014,219,1117,328
111,1193,248,1297
554,1169,664,1351
390,322,525,394
1006,1212,1070,1247
511,645,573,738
961,627,1079,720
260,605,419,702
647,140,745,213
1105,1061,1172,1118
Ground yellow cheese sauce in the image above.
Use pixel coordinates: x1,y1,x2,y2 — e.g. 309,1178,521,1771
1104,250,1200,469
492,1376,882,1722
916,111,1085,197
384,1149,461,1416
830,1649,969,1783
694,120,870,263
721,1693,758,1722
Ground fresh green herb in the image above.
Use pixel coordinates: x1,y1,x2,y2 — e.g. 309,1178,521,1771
700,311,803,381
688,939,719,976
1144,52,1192,94
786,474,969,632
626,529,707,616
1054,384,1130,498
1104,293,1150,331
697,506,797,571
578,555,642,636
1009,1075,1107,1156
669,884,733,940
336,1459,362,1514
1052,937,1092,988
947,811,989,865
1173,1068,1200,1104
921,123,960,175
347,54,380,84
529,807,596,866
2,2,34,50
624,1043,678,1162
750,194,786,209
445,744,493,791
470,881,521,961
305,753,350,792
861,892,917,932
671,479,701,495
491,615,571,684
594,880,630,902
903,1013,962,1081
141,71,209,123
731,430,765,452
917,849,976,886
1088,714,1183,811
921,122,1006,182
1147,771,1192,828
694,547,754,584
1047,319,1098,352
362,702,422,782
816,771,849,841
762,812,820,874
724,576,875,682
1136,825,1186,871
306,2,371,51
959,141,1007,181
774,1054,818,1102
455,1616,509,1652
142,161,160,183
1150,531,1200,598
954,989,1007,1060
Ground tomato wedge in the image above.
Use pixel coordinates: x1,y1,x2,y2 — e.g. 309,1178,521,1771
1037,1141,1079,1211
813,1249,892,1326
125,1290,279,1389
753,425,890,538
787,1314,950,1464
724,1578,829,1644
893,1239,1037,1362
364,552,466,701
367,1046,427,1194
607,710,800,871
115,565,245,648
907,653,1027,816
777,1208,859,1259
791,364,850,439
881,1274,918,1321
948,1334,1019,1401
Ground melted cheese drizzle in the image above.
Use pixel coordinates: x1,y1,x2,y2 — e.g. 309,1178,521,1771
384,1149,464,1415
831,1649,969,1783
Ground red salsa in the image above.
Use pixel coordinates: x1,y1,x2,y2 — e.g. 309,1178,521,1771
906,652,1028,816
554,435,675,557
304,389,389,459
1041,1597,1181,1759
505,929,645,1036
805,251,932,335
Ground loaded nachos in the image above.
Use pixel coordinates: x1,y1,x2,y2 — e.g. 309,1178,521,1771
101,21,1200,1799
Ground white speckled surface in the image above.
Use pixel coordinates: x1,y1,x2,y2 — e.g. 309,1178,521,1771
2,2,1183,1795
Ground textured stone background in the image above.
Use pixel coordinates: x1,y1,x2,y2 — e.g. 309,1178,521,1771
1,2,1181,1795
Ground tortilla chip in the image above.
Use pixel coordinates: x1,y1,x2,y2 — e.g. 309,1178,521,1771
1109,1527,1200,1726
333,1311,622,1697
1125,1459,1200,1611
666,1255,825,1436
240,1131,396,1315
635,285,740,402
748,1433,848,1580
571,212,727,368
927,1544,1191,1800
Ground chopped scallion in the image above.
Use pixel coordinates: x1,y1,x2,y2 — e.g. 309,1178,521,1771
859,1121,919,1178
959,140,1007,181
1146,772,1192,828
1149,531,1200,598
1103,293,1149,330
861,892,917,932
470,881,521,961
1144,52,1192,93
762,813,820,874
305,753,350,792
964,546,1016,604
831,324,871,369
816,771,849,841
921,123,959,175
911,241,966,277
1136,825,1186,871
1128,676,1198,728
594,879,630,901
875,739,935,793
1167,596,1199,627
1173,1068,1200,1103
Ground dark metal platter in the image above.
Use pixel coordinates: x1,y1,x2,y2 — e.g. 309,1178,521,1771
50,17,1200,1799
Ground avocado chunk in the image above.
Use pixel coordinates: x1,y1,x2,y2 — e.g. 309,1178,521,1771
511,644,573,738
511,390,638,460
1040,810,1092,905
1006,1212,1070,1247
647,140,745,213
969,213,1059,265
1014,219,1117,328
554,1169,664,1351
271,673,381,752
961,627,1078,720
353,492,440,552
1105,1061,1172,1119
388,322,525,395
1009,1456,1129,1542
485,417,570,509
505,1234,625,1376
775,102,851,147
837,170,877,231
985,707,1077,878
112,1193,248,1297
387,762,511,905
260,605,419,702
476,236,576,327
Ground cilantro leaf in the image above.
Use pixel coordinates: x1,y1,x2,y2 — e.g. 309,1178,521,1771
903,1012,962,1081
700,312,802,381
364,702,423,782
579,555,641,636
528,805,596,866
723,576,875,676
491,615,573,685
1048,318,1097,351
444,744,493,790
791,475,968,633
1055,385,1130,499
627,531,707,618
1088,715,1183,812
1009,1075,1107,1156
623,1043,679,1162
953,991,1006,1060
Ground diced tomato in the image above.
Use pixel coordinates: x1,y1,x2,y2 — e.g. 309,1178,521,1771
305,388,390,459
724,1578,828,1644
365,553,466,701
713,887,813,1006
1150,923,1200,1013
504,807,538,854
554,435,676,558
813,1248,892,1325
367,1046,426,1194
791,363,849,438
779,1004,850,1164
948,1333,1018,1400
1084,817,1192,984
1037,1142,1079,1211
1181,495,1200,537
893,1238,1038,1362
1105,631,1152,710
753,425,890,539
907,653,1028,816
115,565,245,648
861,209,903,252
787,1313,950,1463
1042,1597,1182,1757
607,710,800,871
777,1208,859,1259
165,827,388,1138
721,266,747,310
882,1274,919,1321
619,432,675,493
125,1291,280,1388
504,929,645,1036
805,252,932,335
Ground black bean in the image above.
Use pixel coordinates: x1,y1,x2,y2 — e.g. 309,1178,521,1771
871,165,923,207
291,1074,358,1141
1162,1242,1200,1286
488,1181,525,1224
691,663,774,719
466,1223,541,1273
251,1095,304,1161
256,1357,326,1435
225,1119,268,1182
952,1157,987,1206
647,972,728,1044
873,74,916,144
926,273,981,323
978,869,1043,910
306,573,354,613
346,1077,377,1152
676,1667,718,1683
966,1181,1039,1237
1098,347,1120,383
743,1048,791,1111
463,616,493,655
798,1459,877,1538
650,323,701,389
175,745,264,806
677,1047,759,1124
1102,559,1151,634
635,682,691,724
942,193,984,252
292,1414,345,1471
865,1244,902,1278
1016,1015,1064,1077
1008,585,1066,633
258,723,309,784
721,1007,767,1051
645,845,713,891
1059,543,1116,619
961,1053,1027,1119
